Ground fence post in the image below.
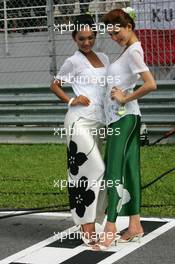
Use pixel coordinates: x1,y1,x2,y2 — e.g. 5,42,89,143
95,0,99,50
46,0,57,77
3,0,9,55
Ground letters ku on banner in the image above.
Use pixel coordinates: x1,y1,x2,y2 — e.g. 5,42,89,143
131,0,175,30
131,0,175,65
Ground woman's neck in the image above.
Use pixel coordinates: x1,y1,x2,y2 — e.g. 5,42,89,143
78,49,93,57
126,32,139,47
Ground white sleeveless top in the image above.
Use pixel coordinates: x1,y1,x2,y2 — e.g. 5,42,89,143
56,50,110,124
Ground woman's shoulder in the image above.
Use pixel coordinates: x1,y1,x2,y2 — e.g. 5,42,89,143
65,51,78,62
128,42,144,56
63,51,81,67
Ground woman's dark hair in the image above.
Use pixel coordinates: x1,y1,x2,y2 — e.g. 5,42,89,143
103,9,135,30
72,14,97,39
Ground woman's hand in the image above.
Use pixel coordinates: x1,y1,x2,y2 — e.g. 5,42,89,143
110,72,157,104
71,95,91,106
111,87,126,104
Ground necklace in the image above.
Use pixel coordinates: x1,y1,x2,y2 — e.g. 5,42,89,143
113,46,128,63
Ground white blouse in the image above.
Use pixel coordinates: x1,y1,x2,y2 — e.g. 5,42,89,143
56,50,110,124
105,42,149,126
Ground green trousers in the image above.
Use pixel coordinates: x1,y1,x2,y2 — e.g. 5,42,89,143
104,115,141,222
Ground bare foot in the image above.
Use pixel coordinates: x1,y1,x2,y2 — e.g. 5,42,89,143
120,223,144,240
81,223,96,241
92,221,118,251
120,215,144,240
92,232,118,251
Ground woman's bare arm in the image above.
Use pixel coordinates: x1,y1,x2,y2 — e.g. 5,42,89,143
50,79,70,103
111,71,157,104
50,79,91,106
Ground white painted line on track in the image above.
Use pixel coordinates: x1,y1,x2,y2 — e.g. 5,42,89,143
0,211,173,221
0,211,72,218
98,219,175,264
0,225,79,264
0,217,174,264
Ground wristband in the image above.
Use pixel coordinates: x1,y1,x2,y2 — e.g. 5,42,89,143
68,97,75,107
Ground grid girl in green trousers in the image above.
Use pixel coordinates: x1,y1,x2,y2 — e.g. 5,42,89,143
93,8,157,251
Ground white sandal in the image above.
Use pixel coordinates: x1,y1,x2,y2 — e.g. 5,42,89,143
92,234,120,251
78,225,98,247
118,232,144,243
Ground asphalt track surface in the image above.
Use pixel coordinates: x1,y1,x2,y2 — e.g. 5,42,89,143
0,212,174,264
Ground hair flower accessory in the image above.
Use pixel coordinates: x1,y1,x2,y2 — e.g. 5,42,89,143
122,7,136,22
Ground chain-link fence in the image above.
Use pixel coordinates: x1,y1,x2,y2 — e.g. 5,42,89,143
0,0,174,85
0,0,49,85
0,0,47,34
